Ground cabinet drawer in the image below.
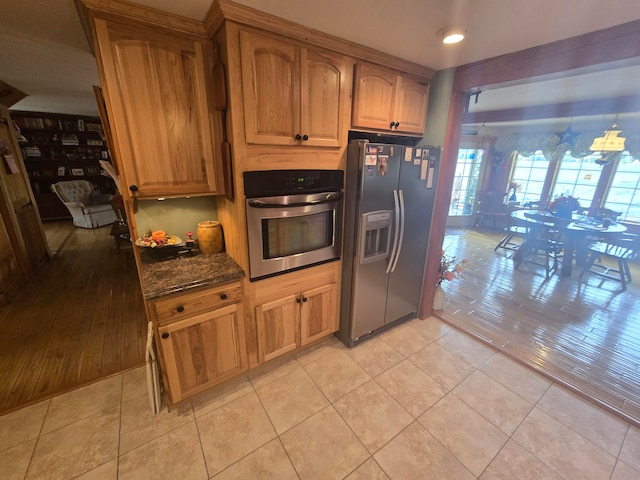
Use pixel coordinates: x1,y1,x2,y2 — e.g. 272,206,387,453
152,282,241,324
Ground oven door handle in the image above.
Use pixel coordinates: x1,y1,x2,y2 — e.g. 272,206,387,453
248,192,343,208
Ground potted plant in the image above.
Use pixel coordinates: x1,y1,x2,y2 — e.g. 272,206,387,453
434,251,468,310
549,194,581,219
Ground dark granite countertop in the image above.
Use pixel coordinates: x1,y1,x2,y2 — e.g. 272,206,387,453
140,252,245,300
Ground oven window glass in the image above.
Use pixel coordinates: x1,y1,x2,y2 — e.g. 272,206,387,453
262,211,334,259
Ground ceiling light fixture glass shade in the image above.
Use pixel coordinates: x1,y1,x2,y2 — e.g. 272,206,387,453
589,125,625,152
438,27,467,44
589,120,626,166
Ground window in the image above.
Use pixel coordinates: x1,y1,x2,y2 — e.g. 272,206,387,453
551,152,601,207
510,151,549,205
605,153,640,222
510,149,640,220
448,148,483,216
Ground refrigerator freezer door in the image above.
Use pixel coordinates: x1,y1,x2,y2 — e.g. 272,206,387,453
341,141,402,342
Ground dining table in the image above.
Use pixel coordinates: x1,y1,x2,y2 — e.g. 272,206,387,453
510,209,627,277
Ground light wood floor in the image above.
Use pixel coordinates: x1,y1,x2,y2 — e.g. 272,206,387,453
0,220,147,415
437,227,640,427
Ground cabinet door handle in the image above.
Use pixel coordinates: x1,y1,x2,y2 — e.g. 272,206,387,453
129,184,139,192
295,134,302,140
161,332,169,339
220,293,228,300
394,122,400,128
389,122,395,129
296,296,301,303
302,296,307,302
302,134,309,141
176,305,184,313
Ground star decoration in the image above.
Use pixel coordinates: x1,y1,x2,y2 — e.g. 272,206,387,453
556,125,580,148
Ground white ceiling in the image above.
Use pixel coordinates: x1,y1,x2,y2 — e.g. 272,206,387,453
2,0,640,121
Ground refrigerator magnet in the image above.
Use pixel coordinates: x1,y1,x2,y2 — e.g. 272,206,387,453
420,159,428,180
377,156,388,176
367,145,377,154
426,158,436,188
404,147,413,161
367,165,374,176
365,154,377,166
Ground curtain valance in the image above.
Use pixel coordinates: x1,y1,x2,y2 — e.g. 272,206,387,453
505,130,640,161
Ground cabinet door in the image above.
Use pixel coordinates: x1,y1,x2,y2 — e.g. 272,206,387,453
393,76,429,134
256,294,300,362
351,63,397,131
0,115,48,277
240,31,299,146
0,219,22,304
94,20,219,198
300,283,337,346
158,304,247,403
300,48,349,147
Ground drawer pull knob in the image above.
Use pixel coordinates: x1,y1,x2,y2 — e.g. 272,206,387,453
161,332,169,339
220,293,228,300
176,305,185,313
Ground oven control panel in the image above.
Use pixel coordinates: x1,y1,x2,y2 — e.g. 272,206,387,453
244,169,344,197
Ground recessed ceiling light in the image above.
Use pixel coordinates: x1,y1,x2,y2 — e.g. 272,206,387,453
438,27,467,44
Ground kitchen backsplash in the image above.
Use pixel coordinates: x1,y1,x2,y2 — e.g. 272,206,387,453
134,196,218,240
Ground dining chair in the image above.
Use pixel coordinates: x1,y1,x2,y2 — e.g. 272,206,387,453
475,191,509,230
579,233,640,291
514,213,569,278
494,205,527,254
590,207,623,222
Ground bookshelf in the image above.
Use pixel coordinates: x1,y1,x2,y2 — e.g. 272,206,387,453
11,111,116,220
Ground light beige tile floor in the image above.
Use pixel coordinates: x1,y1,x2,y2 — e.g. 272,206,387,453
3,316,640,480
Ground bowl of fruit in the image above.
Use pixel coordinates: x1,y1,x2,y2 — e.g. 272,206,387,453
135,230,182,248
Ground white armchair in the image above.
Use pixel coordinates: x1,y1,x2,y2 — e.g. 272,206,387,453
50,180,117,228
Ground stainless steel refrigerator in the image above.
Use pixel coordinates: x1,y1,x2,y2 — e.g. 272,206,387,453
338,139,439,347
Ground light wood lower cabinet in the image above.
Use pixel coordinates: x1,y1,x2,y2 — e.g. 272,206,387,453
300,283,337,346
256,283,337,362
153,283,247,404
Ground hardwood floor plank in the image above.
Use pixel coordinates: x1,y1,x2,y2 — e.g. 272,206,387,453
0,221,146,415
437,228,640,427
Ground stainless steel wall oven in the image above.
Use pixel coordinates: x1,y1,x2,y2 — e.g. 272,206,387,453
244,170,344,281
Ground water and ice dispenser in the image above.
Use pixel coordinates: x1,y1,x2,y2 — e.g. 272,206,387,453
359,211,392,264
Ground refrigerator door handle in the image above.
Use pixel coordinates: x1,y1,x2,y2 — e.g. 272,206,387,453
386,189,401,274
390,189,405,273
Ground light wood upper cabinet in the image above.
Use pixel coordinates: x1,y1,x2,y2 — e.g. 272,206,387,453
352,63,429,135
240,30,351,147
93,19,221,198
157,300,247,404
394,76,431,134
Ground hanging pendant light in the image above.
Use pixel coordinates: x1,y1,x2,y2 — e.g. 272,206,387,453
590,119,626,166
